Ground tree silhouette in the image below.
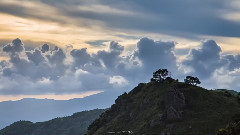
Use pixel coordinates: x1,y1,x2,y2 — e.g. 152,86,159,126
151,69,169,82
184,76,201,85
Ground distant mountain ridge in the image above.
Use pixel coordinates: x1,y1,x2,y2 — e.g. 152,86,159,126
0,91,122,129
0,109,106,135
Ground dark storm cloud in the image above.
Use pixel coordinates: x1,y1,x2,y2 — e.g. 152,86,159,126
1,0,239,38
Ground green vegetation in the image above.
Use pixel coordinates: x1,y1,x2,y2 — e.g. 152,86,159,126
217,122,240,135
86,73,240,135
151,69,169,82
184,76,201,85
0,109,105,135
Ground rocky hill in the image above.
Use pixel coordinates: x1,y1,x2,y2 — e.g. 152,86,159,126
86,81,240,135
0,109,105,135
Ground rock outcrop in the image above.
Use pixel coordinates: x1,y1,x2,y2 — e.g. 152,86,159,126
166,106,183,121
165,86,185,120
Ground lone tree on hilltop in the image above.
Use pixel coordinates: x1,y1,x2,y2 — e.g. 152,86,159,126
151,69,169,82
184,76,201,85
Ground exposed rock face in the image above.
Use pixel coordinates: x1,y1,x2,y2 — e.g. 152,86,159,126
166,106,182,121
165,86,185,120
165,87,185,110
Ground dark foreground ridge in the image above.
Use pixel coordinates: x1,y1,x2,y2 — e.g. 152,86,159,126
0,109,105,135
86,80,240,135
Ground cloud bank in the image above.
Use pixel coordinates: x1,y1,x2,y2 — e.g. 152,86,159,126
0,0,240,39
0,38,240,97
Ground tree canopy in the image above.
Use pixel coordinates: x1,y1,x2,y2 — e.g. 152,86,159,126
151,69,169,82
184,76,201,85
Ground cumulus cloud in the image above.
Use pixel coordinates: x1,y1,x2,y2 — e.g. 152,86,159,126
223,54,240,71
1,38,240,96
70,48,91,69
0,39,131,95
26,49,45,65
3,38,24,55
109,76,129,86
71,41,129,75
0,60,8,69
46,47,66,65
179,39,240,90
133,38,178,78
203,67,240,91
41,44,50,53
182,40,224,79
94,41,124,70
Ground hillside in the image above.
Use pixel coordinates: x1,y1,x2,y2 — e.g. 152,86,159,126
86,81,240,135
216,121,240,135
0,109,105,135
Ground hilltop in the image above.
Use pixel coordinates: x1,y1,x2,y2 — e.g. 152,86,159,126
0,109,105,135
86,80,240,135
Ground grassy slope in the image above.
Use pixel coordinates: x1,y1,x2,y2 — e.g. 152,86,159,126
86,81,240,135
0,109,105,135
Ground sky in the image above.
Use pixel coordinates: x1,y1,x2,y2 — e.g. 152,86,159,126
0,0,240,101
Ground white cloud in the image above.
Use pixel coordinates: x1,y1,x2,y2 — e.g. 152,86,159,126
109,76,129,86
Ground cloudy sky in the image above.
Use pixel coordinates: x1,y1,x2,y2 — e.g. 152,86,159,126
0,0,240,101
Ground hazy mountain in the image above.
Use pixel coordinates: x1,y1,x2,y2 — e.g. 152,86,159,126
0,91,122,129
0,109,105,135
